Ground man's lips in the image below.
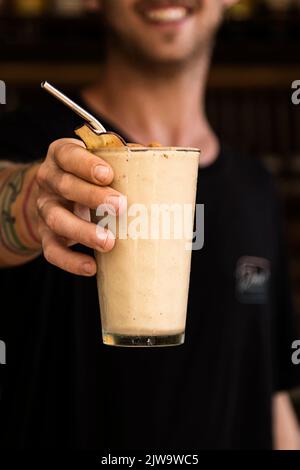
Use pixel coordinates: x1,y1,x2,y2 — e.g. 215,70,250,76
143,6,189,23
135,0,201,24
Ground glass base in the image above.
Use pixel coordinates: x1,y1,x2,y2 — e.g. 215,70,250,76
102,332,185,347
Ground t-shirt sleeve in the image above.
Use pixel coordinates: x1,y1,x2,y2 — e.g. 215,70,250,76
271,190,300,392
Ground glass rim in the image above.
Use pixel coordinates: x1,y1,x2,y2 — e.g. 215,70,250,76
93,146,201,153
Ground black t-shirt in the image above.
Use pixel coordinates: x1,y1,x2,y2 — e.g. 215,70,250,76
0,92,299,450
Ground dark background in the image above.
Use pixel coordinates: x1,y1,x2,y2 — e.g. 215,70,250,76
0,0,300,414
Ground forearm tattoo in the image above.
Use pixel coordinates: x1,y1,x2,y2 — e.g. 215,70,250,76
0,161,12,171
0,166,38,256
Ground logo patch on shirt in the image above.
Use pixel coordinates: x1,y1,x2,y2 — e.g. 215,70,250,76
236,256,270,304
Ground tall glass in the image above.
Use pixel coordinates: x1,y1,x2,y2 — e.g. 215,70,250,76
92,147,200,347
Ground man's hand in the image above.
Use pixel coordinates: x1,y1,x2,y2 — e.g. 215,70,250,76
273,392,300,450
36,138,123,276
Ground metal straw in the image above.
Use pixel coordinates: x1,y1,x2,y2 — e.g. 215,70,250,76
41,81,106,135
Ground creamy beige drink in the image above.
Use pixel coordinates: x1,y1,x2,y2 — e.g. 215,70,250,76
39,86,199,346
93,146,200,347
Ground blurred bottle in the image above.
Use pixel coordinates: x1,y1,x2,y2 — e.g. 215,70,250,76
227,0,258,20
263,0,293,13
292,0,300,12
13,0,48,16
52,0,84,17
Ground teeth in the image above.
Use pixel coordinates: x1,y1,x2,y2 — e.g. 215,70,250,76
146,7,188,22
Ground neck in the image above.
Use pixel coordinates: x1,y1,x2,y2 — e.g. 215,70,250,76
82,48,219,167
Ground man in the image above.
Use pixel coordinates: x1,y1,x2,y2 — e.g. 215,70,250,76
0,0,299,449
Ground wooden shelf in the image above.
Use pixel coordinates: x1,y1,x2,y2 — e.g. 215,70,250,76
2,62,300,89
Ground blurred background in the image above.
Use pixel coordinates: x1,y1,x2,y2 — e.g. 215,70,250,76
0,0,299,413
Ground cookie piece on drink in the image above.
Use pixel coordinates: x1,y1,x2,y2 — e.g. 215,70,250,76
75,124,126,150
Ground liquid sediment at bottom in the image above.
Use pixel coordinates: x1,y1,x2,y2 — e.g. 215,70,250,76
102,332,185,347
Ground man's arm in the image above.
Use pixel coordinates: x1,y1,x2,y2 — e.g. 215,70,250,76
273,392,300,450
0,139,121,274
0,161,41,267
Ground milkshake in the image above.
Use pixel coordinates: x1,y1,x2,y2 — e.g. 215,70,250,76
39,84,199,346
93,146,200,347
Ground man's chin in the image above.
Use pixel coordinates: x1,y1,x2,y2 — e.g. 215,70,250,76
132,45,207,71
126,37,199,61
130,51,195,72
109,32,207,71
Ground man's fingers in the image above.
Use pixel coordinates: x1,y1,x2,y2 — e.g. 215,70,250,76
38,164,125,213
39,222,97,277
38,197,115,253
36,138,120,276
51,140,114,186
73,203,91,222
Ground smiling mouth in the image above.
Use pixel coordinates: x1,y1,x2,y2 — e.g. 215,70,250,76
135,2,198,24
143,6,190,23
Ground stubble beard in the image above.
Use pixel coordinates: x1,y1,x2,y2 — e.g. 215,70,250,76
106,29,215,79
